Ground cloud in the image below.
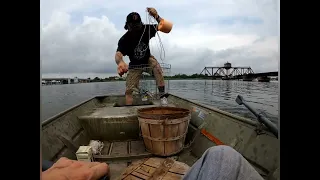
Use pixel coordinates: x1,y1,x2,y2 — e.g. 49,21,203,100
40,0,278,78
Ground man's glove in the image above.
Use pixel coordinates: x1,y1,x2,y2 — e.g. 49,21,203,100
147,7,159,19
117,61,128,77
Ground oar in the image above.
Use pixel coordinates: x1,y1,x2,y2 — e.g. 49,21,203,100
236,95,278,138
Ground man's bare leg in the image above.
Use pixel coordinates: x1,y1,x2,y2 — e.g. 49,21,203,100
125,69,142,105
125,94,133,105
148,56,165,93
148,56,167,105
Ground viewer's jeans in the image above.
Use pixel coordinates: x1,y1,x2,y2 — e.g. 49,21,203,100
42,160,54,172
183,145,264,180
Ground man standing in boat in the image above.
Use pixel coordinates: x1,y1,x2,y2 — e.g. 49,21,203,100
115,7,169,106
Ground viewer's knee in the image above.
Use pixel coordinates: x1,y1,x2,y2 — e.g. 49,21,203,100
203,145,242,163
207,145,238,155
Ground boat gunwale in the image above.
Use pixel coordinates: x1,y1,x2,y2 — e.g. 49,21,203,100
168,94,262,127
42,97,94,127
42,93,266,130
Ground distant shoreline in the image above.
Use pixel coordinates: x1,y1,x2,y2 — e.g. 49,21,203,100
93,78,279,82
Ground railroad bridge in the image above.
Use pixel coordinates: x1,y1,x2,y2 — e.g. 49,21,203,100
200,62,278,81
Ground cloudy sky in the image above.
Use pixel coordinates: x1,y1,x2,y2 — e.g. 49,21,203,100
40,0,279,79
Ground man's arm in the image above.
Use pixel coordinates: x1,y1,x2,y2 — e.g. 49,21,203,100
115,37,126,65
155,15,162,23
115,38,128,76
147,8,162,37
147,7,162,24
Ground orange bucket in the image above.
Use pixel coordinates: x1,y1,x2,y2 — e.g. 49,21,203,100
158,18,173,33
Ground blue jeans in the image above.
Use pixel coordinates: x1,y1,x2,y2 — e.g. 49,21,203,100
183,145,264,180
42,160,54,172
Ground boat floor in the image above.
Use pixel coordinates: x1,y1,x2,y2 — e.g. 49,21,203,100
78,98,270,179
92,139,197,180
80,99,197,179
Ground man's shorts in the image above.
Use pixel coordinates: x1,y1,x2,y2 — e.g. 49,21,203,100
126,55,164,94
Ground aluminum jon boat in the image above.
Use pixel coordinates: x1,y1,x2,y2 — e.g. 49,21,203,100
41,94,279,180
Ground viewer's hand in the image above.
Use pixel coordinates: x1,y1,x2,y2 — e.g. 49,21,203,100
147,7,158,18
117,61,128,77
42,157,109,180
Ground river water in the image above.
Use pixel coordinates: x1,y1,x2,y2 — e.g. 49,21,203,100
41,80,278,123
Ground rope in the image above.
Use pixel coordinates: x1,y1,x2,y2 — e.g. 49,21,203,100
147,12,166,62
135,11,167,96
136,10,166,63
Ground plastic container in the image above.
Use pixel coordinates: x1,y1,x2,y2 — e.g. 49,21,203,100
158,18,173,33
76,146,93,162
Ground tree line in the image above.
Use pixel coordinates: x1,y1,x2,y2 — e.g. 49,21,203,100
88,73,209,82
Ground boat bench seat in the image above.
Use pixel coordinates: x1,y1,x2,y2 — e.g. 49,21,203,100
79,104,160,119
77,103,176,141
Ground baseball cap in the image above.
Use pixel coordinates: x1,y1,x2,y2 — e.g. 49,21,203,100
126,12,142,24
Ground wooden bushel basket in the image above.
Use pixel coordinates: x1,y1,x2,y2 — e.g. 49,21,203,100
137,107,191,156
